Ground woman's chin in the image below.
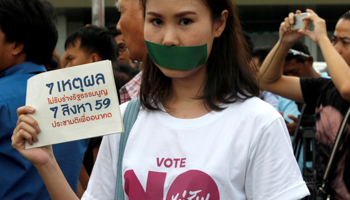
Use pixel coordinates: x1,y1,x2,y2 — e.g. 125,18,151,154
156,64,206,79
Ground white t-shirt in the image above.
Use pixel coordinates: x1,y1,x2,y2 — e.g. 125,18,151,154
82,97,309,200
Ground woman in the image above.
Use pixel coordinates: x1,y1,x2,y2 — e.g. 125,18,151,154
12,0,309,199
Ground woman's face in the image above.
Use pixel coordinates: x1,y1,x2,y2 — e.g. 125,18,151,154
144,0,227,79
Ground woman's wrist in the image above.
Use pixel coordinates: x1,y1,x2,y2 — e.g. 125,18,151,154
34,153,57,172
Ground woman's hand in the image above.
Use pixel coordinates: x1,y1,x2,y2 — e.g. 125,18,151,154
299,9,329,45
12,106,54,168
279,10,305,44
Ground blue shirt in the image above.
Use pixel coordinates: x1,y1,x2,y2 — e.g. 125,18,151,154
0,62,89,200
278,97,301,123
261,90,279,110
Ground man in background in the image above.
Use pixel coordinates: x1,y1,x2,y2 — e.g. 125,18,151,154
0,0,58,199
108,25,140,70
116,0,147,103
279,41,330,133
63,25,118,68
259,10,350,198
60,25,119,197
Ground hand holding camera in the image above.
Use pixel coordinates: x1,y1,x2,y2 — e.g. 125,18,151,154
291,12,310,31
280,9,329,45
279,10,305,44
297,9,329,45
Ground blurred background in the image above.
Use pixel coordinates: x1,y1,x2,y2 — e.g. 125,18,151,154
47,0,349,66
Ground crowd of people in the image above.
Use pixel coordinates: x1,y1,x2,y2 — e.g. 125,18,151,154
1,0,350,199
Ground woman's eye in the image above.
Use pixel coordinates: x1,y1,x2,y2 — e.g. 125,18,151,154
151,19,163,26
179,18,192,26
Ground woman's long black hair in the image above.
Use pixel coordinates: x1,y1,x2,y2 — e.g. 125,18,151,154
139,0,259,111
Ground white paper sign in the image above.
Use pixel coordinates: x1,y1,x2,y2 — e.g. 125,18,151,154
25,60,124,149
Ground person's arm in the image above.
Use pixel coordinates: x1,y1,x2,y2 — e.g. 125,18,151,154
77,165,90,198
12,106,79,200
300,9,350,102
321,42,350,102
322,41,350,102
259,11,305,103
37,158,79,200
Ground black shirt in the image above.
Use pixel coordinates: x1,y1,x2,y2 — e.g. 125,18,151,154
301,77,350,199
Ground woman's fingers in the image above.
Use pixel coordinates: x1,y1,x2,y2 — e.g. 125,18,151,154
15,114,40,133
13,121,38,145
17,106,35,118
12,128,35,146
13,113,41,149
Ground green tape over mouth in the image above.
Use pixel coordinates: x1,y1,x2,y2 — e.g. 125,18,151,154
145,40,207,70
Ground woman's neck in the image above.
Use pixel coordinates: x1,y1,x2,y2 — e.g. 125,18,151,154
164,65,211,119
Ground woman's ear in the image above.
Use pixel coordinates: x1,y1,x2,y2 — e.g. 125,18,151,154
214,10,229,38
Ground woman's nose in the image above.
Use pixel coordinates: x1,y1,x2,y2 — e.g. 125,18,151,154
162,27,180,47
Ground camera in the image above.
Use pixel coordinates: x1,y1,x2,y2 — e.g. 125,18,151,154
291,13,310,31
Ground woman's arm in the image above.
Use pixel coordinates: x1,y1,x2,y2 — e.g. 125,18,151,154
12,106,79,200
37,157,79,200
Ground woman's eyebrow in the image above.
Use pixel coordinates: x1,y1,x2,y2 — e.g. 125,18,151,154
146,11,197,18
146,12,162,18
174,11,197,18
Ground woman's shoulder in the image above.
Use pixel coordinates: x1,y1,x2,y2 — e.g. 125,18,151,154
228,96,278,110
120,101,130,118
225,96,282,122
